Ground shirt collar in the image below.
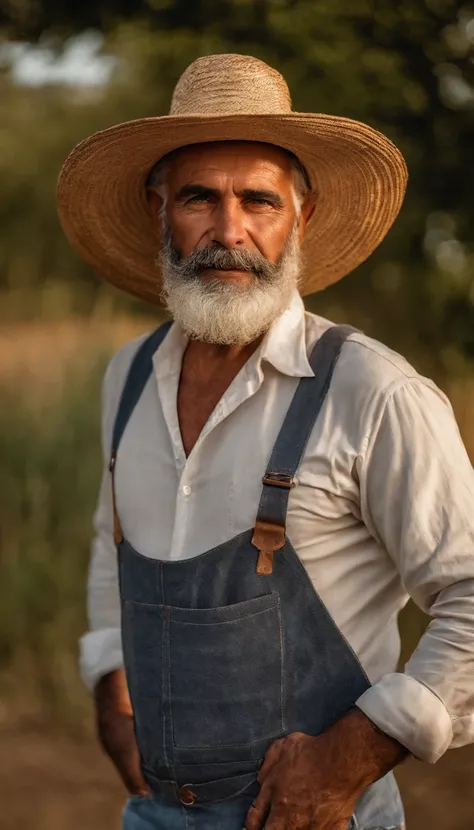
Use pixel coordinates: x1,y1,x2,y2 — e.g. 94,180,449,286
153,289,314,380
258,290,314,378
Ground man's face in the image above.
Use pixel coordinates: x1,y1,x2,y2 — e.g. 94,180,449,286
148,141,313,345
151,141,308,286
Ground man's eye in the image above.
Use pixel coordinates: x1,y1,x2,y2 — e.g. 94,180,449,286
249,198,273,206
187,194,210,203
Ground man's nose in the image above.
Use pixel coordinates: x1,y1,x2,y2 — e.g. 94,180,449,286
211,200,246,249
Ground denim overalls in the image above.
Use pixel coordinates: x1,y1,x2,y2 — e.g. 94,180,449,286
111,323,405,830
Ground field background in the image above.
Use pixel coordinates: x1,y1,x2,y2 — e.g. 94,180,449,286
2,0,474,826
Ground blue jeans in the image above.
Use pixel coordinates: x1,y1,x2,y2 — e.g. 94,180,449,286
122,792,256,829
121,795,398,830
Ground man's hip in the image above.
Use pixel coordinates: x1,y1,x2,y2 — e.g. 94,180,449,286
122,793,403,830
122,791,255,830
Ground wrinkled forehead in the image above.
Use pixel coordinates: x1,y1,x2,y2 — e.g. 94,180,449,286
156,140,299,184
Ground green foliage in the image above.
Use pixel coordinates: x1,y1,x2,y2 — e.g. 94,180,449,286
0,357,108,728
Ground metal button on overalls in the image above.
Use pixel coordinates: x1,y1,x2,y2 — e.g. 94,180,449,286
178,786,196,805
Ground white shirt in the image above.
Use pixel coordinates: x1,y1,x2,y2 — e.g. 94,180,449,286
81,291,474,765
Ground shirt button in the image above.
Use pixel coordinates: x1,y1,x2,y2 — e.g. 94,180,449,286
182,485,191,496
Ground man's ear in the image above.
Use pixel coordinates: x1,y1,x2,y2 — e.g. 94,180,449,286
147,188,165,242
298,193,316,244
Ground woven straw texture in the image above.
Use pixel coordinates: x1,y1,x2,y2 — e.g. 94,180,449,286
57,54,408,305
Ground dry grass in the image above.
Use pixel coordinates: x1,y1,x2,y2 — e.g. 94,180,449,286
0,316,161,728
0,315,158,396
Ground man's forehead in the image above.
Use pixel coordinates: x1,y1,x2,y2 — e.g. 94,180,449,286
167,140,293,178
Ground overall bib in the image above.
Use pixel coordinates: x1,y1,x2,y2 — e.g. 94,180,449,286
111,323,405,830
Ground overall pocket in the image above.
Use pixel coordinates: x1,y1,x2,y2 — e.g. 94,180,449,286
168,592,284,749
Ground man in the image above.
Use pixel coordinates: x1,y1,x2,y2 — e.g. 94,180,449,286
57,54,474,830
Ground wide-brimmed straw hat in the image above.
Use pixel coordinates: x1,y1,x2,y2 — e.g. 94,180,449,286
57,53,408,306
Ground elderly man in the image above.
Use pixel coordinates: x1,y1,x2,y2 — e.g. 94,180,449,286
57,55,474,830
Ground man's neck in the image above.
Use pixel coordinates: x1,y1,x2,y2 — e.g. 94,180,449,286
185,334,265,372
177,334,265,457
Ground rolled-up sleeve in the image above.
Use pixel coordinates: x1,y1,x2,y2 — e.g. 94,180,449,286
355,378,474,762
79,464,123,690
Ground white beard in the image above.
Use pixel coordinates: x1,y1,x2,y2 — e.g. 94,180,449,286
159,226,301,346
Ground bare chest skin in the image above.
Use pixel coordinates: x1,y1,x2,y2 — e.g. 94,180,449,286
177,338,262,457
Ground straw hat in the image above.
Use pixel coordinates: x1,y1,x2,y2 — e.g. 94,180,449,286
57,53,408,306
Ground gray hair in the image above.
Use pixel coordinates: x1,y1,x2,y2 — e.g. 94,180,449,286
146,145,311,215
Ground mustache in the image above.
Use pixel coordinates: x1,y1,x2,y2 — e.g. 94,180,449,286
164,237,280,283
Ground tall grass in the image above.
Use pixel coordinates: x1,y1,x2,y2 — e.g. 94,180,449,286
0,356,108,732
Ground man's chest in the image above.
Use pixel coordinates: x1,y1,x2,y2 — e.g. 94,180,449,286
177,370,241,458
113,370,362,565
176,341,263,457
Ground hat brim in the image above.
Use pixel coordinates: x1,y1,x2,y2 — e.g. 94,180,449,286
56,112,408,306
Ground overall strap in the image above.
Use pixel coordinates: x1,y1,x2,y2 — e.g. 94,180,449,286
109,321,172,543
252,324,356,574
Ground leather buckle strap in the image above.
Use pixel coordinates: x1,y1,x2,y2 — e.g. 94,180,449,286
251,519,286,575
254,473,293,574
262,473,294,489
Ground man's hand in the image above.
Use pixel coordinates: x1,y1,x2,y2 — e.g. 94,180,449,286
94,668,150,797
244,708,409,830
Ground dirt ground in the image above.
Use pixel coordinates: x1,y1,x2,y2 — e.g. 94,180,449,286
0,728,472,830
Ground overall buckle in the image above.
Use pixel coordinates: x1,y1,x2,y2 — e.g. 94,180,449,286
262,473,294,489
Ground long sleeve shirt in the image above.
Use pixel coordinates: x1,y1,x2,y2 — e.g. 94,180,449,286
80,290,474,764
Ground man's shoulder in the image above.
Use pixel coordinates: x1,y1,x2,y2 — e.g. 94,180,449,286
104,331,152,391
343,330,420,390
305,311,422,395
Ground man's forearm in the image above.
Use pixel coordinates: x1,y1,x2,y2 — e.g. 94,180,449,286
326,707,410,795
94,667,133,717
94,669,149,795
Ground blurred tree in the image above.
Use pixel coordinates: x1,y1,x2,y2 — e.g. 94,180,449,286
1,0,232,40
1,0,474,375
